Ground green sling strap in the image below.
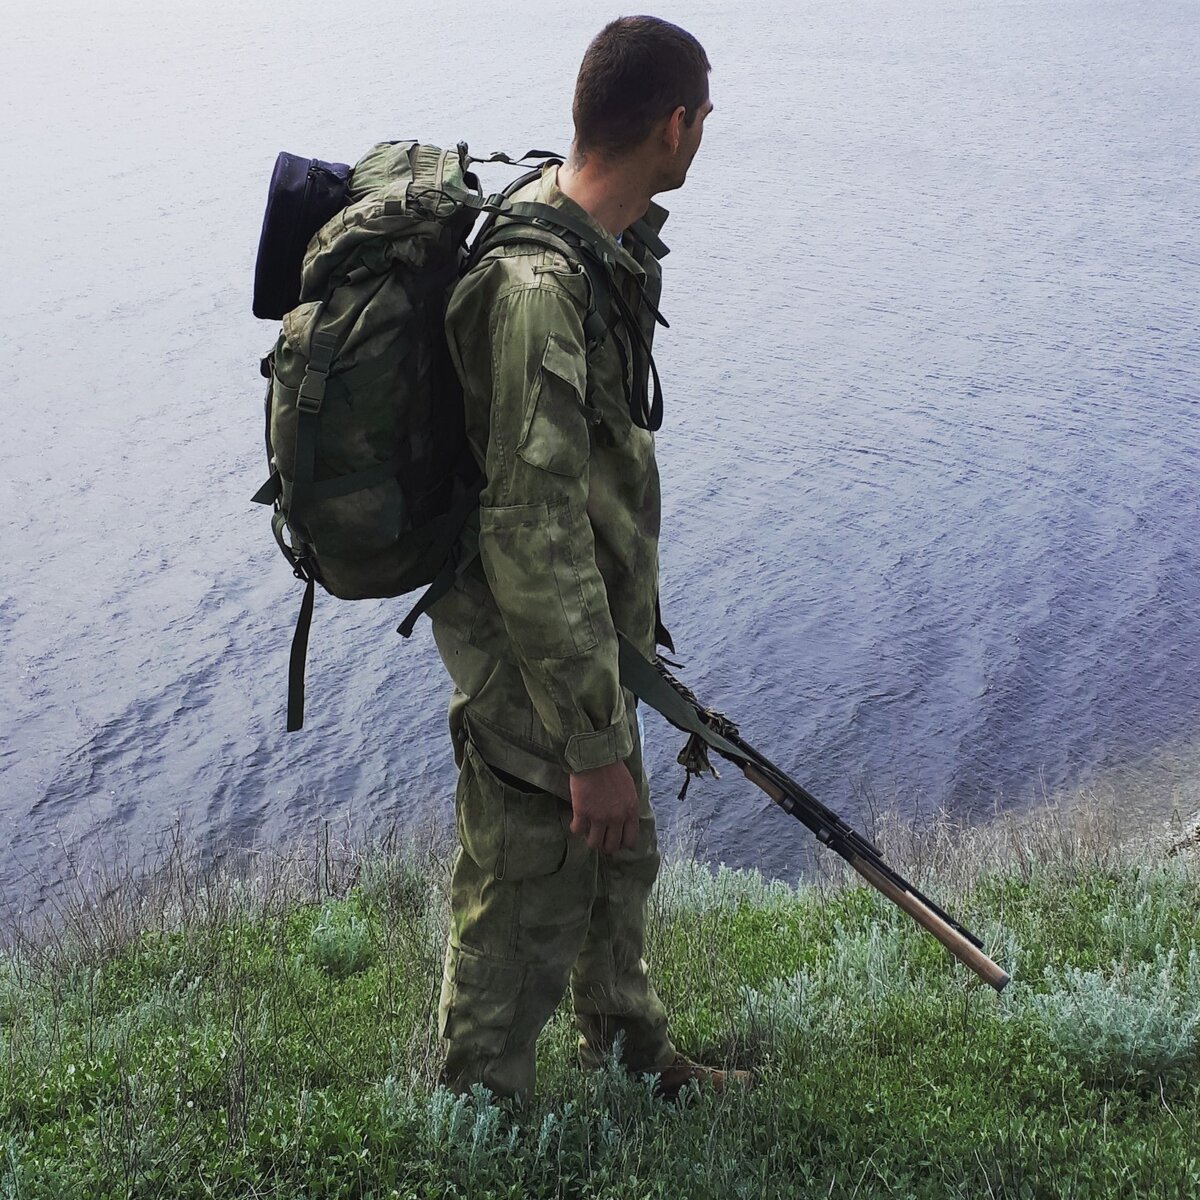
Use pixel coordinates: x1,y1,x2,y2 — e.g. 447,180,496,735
616,634,745,763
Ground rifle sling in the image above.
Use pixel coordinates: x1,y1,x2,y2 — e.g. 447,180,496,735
617,634,745,762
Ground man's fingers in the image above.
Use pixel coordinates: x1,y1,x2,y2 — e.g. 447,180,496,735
571,812,591,841
620,815,639,852
599,814,639,856
586,822,607,853
600,820,624,856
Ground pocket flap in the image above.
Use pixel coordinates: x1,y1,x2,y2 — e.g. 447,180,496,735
540,331,586,395
281,301,323,354
516,334,592,477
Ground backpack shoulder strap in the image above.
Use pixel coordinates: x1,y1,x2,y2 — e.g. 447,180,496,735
500,201,617,265
473,220,612,353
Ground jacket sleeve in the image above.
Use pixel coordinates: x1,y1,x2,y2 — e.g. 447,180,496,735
472,278,633,773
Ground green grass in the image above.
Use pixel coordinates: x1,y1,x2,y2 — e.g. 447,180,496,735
1,810,1197,1198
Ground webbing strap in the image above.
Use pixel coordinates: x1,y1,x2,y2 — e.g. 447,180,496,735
291,408,317,535
396,498,482,637
627,217,670,261
298,331,337,411
474,199,666,430
468,149,562,167
287,572,316,732
460,166,552,273
270,508,300,571
290,327,338,533
609,284,664,431
501,202,617,262
280,454,401,506
616,635,745,762
252,470,282,506
396,550,467,639
311,455,399,501
475,223,611,352
654,594,675,654
476,222,577,259
579,258,611,353
467,199,618,269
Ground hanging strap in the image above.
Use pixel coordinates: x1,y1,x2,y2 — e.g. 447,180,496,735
279,471,469,731
396,494,482,637
278,319,334,733
286,570,317,732
608,283,664,431
264,504,316,732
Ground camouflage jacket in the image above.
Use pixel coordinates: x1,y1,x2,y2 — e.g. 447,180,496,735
430,165,669,788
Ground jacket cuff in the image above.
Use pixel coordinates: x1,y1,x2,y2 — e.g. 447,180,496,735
564,719,635,774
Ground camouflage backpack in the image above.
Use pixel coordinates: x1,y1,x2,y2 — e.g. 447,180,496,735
251,140,631,731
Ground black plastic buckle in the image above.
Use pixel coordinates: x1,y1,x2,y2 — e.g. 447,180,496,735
296,368,328,414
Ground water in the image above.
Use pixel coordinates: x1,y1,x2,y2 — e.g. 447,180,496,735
2,0,1198,923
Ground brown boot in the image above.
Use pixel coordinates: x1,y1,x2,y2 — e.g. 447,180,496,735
649,1055,754,1101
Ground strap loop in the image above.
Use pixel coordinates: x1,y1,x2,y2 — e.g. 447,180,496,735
252,470,282,506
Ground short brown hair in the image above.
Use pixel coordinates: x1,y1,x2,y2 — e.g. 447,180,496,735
573,17,711,157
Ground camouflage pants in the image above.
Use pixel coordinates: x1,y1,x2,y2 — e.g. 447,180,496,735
435,668,676,1100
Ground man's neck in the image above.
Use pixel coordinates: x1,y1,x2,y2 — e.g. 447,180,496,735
556,147,653,238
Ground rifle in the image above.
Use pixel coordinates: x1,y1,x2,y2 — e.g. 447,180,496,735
617,635,1011,992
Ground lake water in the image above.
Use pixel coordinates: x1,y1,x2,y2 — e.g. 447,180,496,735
2,0,1198,925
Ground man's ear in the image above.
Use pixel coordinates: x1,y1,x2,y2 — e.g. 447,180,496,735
665,105,687,153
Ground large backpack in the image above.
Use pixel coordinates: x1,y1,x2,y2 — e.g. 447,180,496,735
251,139,667,731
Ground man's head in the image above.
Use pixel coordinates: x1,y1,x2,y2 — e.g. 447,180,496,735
571,16,713,191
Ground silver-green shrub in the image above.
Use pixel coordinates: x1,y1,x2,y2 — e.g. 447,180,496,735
1022,947,1199,1080
653,860,798,919
738,920,918,1045
306,904,374,979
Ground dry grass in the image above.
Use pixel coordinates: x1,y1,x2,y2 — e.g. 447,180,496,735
5,780,1195,972
0,813,454,980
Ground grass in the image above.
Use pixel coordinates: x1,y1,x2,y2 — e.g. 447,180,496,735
0,801,1197,1199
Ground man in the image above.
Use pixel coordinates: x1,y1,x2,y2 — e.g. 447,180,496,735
430,16,740,1101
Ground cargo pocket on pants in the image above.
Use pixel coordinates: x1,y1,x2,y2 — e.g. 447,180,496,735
439,941,524,1046
456,739,572,880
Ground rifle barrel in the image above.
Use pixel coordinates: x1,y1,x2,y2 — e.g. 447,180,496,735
612,634,1011,992
741,763,1011,991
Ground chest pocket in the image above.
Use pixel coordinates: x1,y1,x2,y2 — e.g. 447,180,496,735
517,332,599,478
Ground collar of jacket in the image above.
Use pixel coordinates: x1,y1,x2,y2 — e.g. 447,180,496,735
532,165,670,280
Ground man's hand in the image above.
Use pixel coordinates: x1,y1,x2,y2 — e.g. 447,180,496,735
568,760,640,855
